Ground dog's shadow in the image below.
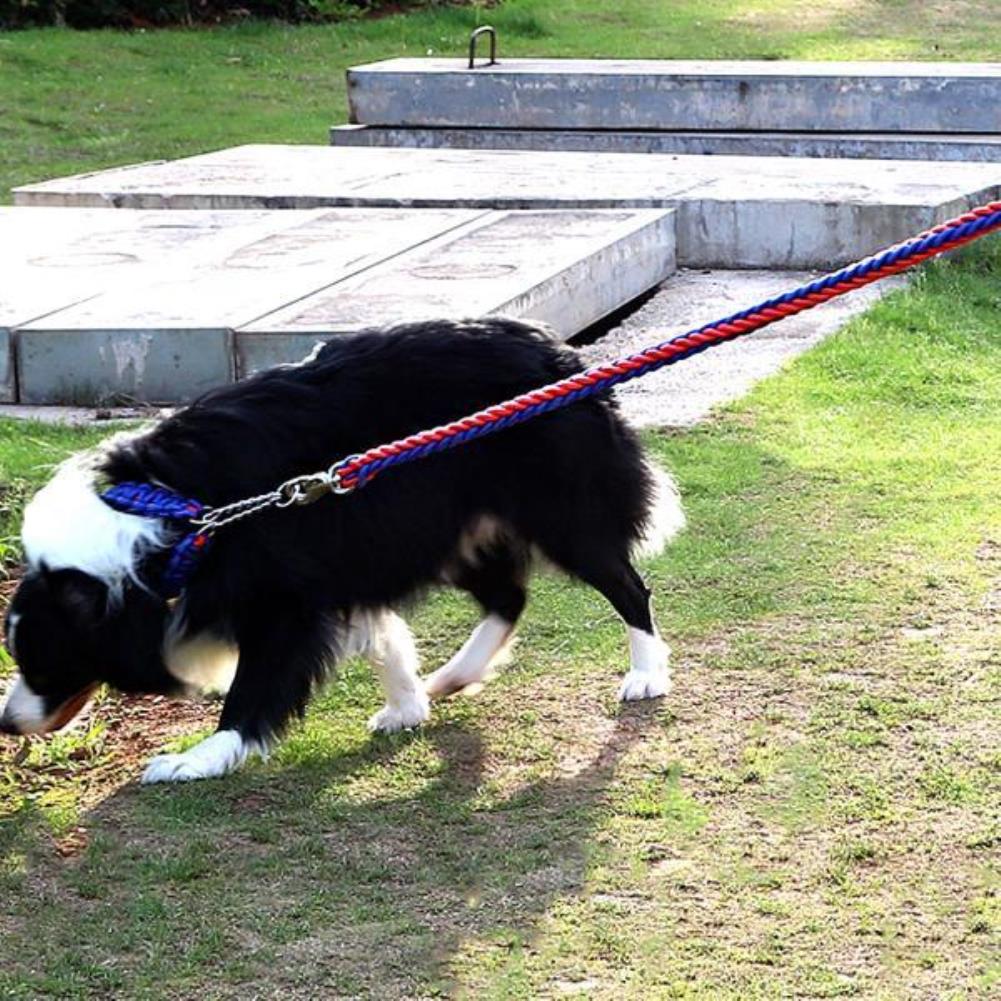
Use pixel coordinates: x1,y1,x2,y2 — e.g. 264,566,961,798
4,703,663,998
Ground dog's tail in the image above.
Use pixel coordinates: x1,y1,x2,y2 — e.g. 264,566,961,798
633,460,686,561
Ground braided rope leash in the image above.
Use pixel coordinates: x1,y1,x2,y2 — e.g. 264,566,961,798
101,198,1001,598
332,198,1001,492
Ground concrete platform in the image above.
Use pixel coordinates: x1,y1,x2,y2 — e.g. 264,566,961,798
12,207,674,404
14,144,1001,269
0,207,341,403
330,124,1001,163
346,59,1001,133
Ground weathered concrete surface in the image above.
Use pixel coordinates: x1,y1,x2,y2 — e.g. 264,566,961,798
0,207,330,403
17,329,236,407
347,58,1001,133
579,268,906,427
238,209,676,376
12,208,673,403
331,124,1001,163
15,144,1001,268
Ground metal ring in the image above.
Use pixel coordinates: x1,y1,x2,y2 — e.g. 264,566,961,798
327,455,361,495
468,25,497,70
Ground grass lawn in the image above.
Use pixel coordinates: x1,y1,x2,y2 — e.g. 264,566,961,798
2,0,1001,201
1,0,1000,997
0,243,998,997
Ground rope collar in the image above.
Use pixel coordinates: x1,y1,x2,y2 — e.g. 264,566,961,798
101,482,212,600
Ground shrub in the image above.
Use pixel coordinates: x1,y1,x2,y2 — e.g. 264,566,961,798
0,0,396,29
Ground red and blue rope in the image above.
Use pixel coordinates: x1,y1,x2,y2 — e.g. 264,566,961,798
331,199,1001,492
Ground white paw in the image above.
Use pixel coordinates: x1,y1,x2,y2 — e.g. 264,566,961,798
142,753,208,784
141,730,253,784
367,691,431,734
618,668,671,702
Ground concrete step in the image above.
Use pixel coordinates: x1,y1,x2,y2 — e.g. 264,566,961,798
0,206,348,403
330,124,1001,163
346,58,1001,133
14,144,1001,270
12,206,675,405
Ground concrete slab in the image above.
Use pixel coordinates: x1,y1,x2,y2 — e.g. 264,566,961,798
0,207,331,403
346,58,1001,133
14,208,486,404
330,124,1001,163
579,268,906,427
237,208,676,376
14,144,1001,268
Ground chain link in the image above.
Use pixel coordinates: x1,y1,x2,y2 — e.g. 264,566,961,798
191,456,359,535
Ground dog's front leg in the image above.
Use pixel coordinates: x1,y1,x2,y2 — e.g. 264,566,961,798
142,606,332,784
362,610,430,734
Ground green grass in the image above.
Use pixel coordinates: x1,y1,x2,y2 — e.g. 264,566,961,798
1,241,998,998
2,0,1000,201
2,0,1001,996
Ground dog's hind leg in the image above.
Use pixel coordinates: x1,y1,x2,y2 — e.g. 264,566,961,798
359,610,431,734
544,544,669,702
591,559,670,702
426,546,527,699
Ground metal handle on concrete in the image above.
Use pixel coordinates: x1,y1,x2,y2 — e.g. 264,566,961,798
468,26,498,70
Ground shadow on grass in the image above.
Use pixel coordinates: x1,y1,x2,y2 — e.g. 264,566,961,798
1,706,661,998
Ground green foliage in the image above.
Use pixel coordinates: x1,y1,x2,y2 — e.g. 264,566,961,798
0,0,421,30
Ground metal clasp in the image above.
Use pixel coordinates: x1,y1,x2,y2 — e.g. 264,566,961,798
276,472,334,507
468,26,497,70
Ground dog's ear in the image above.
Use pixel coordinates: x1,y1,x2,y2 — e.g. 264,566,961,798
44,568,109,625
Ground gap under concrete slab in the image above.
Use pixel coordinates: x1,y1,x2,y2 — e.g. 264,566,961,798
0,269,906,430
330,124,1001,163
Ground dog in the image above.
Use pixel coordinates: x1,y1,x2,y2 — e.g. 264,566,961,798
0,318,684,783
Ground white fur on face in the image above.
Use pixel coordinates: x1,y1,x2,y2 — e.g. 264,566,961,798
141,730,258,784
633,462,686,561
21,455,167,603
0,674,50,734
619,627,671,701
425,614,514,699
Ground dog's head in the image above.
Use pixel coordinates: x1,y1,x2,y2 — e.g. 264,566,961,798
1,452,180,737
1,567,106,733
0,566,178,735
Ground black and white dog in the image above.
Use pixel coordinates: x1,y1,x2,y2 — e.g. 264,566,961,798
0,319,683,783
